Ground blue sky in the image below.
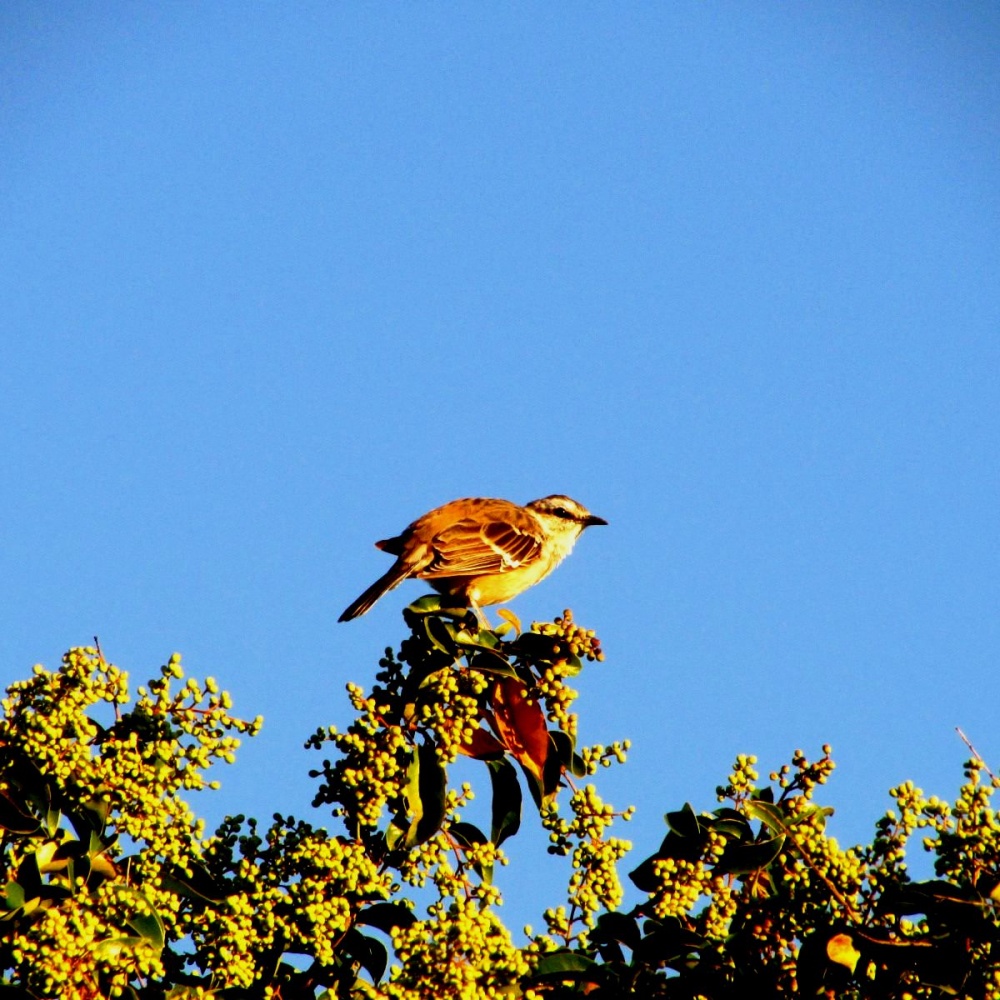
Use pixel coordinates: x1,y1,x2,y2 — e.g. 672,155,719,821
2,3,999,931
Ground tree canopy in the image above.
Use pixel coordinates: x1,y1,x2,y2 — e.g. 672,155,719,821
2,603,999,998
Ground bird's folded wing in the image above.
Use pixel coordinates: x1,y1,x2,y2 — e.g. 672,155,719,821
422,516,543,578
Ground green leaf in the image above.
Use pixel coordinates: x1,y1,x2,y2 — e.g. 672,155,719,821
593,911,641,952
0,791,39,835
403,743,447,848
454,627,500,651
450,821,492,883
487,758,522,847
746,799,787,835
356,902,417,933
93,936,153,961
665,804,701,839
716,835,785,875
43,807,62,838
632,918,705,968
3,881,25,911
66,797,111,841
709,807,751,841
549,730,575,770
114,886,165,951
405,595,446,615
467,650,520,678
449,821,487,847
160,861,238,903
542,732,565,802
343,927,388,983
878,879,986,930
128,911,165,950
422,615,458,655
628,854,662,893
548,729,587,779
533,951,598,978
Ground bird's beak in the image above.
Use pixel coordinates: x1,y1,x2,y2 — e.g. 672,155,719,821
584,514,608,527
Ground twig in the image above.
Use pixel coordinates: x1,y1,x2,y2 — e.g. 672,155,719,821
956,727,996,783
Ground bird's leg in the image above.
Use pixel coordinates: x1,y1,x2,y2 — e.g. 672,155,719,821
469,597,491,630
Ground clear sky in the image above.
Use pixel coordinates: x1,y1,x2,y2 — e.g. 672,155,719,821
2,3,999,933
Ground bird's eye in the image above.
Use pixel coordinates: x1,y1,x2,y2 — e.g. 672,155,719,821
554,507,571,519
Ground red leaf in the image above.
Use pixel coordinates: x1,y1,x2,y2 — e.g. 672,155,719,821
492,677,549,783
458,726,506,760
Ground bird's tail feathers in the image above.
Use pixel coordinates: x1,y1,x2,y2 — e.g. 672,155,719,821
338,562,410,621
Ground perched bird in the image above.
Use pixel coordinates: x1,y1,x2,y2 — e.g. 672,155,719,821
339,494,607,622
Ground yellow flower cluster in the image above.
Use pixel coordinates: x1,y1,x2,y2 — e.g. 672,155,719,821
0,647,262,997
311,682,411,831
578,741,631,775
385,896,533,1000
531,609,605,662
413,667,491,764
8,892,165,999
10,620,1000,997
649,829,728,920
539,783,633,940
192,819,393,988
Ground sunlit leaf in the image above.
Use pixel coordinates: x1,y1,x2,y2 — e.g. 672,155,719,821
454,627,500,650
827,932,860,972
93,935,160,961
496,608,522,635
3,881,25,911
403,743,446,848
34,840,69,875
746,799,786,835
406,595,445,615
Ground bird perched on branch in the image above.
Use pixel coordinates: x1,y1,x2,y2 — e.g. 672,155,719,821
338,494,607,622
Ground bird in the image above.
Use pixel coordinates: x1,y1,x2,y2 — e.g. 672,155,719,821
338,494,607,622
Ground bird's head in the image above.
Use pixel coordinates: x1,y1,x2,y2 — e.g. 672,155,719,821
526,495,608,532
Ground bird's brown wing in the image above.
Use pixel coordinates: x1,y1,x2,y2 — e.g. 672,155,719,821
419,511,543,580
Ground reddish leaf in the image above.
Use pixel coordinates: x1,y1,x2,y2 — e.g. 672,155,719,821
458,726,506,760
492,677,548,784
